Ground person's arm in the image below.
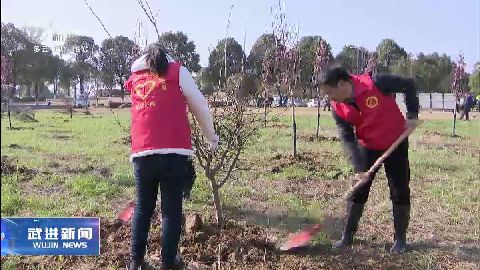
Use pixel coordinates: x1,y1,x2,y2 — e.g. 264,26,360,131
178,66,219,148
372,74,419,119
332,109,363,173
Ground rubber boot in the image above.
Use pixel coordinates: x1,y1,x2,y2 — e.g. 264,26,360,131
128,258,146,270
390,204,410,255
333,202,365,249
162,255,184,270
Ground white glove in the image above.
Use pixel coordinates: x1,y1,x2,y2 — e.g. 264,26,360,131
406,118,419,130
208,134,219,151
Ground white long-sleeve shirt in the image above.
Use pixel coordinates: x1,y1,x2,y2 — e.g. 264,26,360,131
129,54,218,161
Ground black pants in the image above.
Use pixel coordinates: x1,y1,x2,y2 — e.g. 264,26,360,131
131,154,189,267
350,139,411,205
459,106,471,120
323,102,331,111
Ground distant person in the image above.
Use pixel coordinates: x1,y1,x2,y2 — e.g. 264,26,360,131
323,97,331,111
124,43,219,270
318,66,419,255
477,94,480,112
459,92,475,121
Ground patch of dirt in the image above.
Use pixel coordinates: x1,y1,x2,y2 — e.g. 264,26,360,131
13,110,37,123
268,151,342,177
6,212,328,270
415,135,480,157
275,177,347,202
299,134,340,143
56,164,112,178
1,155,38,178
269,123,290,129
113,135,131,145
52,134,72,140
6,210,477,270
7,143,34,150
7,126,34,130
22,179,66,197
44,155,112,178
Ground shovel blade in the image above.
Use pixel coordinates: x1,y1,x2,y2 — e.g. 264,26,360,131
118,200,135,222
279,224,322,251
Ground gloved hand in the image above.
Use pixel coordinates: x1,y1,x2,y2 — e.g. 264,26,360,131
406,118,419,130
208,134,220,151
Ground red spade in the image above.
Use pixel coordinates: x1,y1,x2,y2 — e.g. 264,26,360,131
117,200,135,222
279,224,323,251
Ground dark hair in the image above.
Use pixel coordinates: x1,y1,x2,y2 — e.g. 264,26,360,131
144,43,169,76
319,66,351,87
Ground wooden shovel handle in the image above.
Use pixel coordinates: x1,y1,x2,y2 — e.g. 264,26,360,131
345,123,420,200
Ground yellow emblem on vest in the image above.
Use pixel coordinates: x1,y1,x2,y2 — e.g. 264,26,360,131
365,96,379,108
134,80,157,100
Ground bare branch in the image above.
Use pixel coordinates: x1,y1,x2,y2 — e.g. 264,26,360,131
219,148,242,188
83,0,113,39
136,0,161,41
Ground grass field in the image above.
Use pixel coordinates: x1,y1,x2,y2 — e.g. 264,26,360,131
1,108,479,269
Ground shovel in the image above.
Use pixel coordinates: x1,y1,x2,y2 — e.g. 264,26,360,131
117,200,136,223
279,124,419,251
343,125,418,201
279,224,323,251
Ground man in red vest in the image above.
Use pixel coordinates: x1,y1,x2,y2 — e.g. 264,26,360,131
124,43,218,270
318,67,419,255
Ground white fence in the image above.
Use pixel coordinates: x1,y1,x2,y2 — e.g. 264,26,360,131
396,92,456,111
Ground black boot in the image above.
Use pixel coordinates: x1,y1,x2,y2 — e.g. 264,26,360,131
390,204,410,255
128,258,146,270
162,255,184,270
333,202,365,249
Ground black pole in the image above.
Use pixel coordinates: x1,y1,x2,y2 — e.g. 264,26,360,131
452,101,457,137
291,86,297,158
7,98,12,129
316,87,320,138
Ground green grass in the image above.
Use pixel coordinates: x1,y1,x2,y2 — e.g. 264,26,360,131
2,109,479,268
1,174,24,216
2,110,478,217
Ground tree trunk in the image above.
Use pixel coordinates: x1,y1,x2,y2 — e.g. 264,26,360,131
264,100,267,127
316,90,320,138
34,82,39,106
7,97,12,129
79,75,85,94
120,84,125,103
73,83,77,107
26,82,32,97
291,87,297,158
209,177,224,226
452,101,458,137
53,76,57,99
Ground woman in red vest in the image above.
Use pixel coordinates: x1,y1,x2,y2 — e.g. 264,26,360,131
318,67,419,255
124,43,218,270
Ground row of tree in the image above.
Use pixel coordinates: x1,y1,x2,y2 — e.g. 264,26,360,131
199,35,478,98
0,22,203,103
2,21,479,103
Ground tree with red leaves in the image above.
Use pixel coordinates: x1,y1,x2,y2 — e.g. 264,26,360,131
451,53,467,136
313,39,331,138
1,54,13,128
1,54,12,88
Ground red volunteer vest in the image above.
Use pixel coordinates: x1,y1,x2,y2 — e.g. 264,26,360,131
331,74,405,150
124,62,192,155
